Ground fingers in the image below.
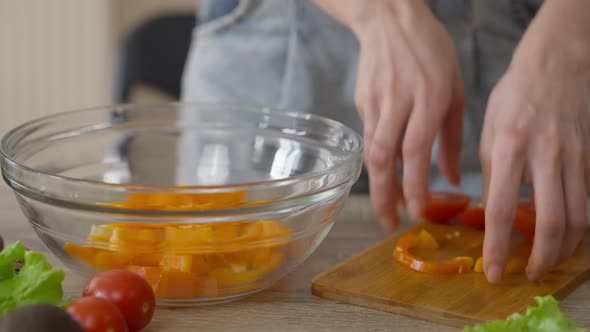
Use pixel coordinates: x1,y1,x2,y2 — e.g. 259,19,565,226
437,68,464,186
559,137,586,261
366,94,411,231
483,137,526,283
479,112,494,207
355,50,403,231
362,108,379,165
527,138,566,280
402,82,450,220
368,168,402,232
480,144,492,207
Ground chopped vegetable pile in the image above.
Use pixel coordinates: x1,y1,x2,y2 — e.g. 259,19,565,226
64,192,294,299
464,296,586,331
0,241,67,317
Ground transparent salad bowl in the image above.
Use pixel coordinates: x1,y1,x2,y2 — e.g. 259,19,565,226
0,102,363,305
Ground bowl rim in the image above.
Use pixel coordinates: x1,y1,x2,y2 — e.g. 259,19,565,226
0,101,363,209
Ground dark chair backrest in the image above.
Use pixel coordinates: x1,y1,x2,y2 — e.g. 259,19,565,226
114,14,197,102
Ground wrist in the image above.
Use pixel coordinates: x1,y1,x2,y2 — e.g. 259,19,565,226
511,40,590,87
514,0,590,75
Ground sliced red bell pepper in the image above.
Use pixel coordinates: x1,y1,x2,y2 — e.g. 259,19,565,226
423,191,471,224
457,203,536,235
456,206,485,230
514,203,536,241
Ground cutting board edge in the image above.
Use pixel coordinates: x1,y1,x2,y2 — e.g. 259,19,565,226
311,256,590,328
311,226,590,328
551,264,590,299
311,282,479,328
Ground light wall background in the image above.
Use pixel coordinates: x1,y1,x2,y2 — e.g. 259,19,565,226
0,0,197,135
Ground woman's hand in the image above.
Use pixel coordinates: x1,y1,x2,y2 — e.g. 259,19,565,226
354,1,465,231
315,0,465,230
480,0,590,283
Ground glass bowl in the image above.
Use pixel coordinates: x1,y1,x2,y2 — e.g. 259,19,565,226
0,102,363,305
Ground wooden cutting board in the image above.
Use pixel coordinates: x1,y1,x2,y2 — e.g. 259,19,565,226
311,223,590,328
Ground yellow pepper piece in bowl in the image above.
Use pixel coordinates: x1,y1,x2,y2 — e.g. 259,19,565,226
64,191,294,298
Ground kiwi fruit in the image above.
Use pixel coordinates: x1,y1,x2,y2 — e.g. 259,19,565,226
0,303,83,332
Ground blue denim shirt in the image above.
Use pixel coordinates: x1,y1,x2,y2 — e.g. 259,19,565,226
182,0,541,195
197,0,542,27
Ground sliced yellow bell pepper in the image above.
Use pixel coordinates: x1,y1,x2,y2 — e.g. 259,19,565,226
393,231,474,274
66,191,294,299
417,229,439,250
160,254,193,273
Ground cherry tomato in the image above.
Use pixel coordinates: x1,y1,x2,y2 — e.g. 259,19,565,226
456,206,485,230
422,191,471,223
514,203,536,241
84,270,155,332
67,297,128,332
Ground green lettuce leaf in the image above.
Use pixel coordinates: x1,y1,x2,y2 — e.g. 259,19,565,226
464,296,586,332
0,241,66,317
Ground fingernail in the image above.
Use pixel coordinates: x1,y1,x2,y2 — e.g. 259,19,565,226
407,200,423,221
486,264,503,283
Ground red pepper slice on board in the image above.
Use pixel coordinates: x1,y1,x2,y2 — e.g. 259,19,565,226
514,203,536,241
456,206,486,230
423,191,471,224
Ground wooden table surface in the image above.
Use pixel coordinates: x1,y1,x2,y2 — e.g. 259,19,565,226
2,186,590,331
